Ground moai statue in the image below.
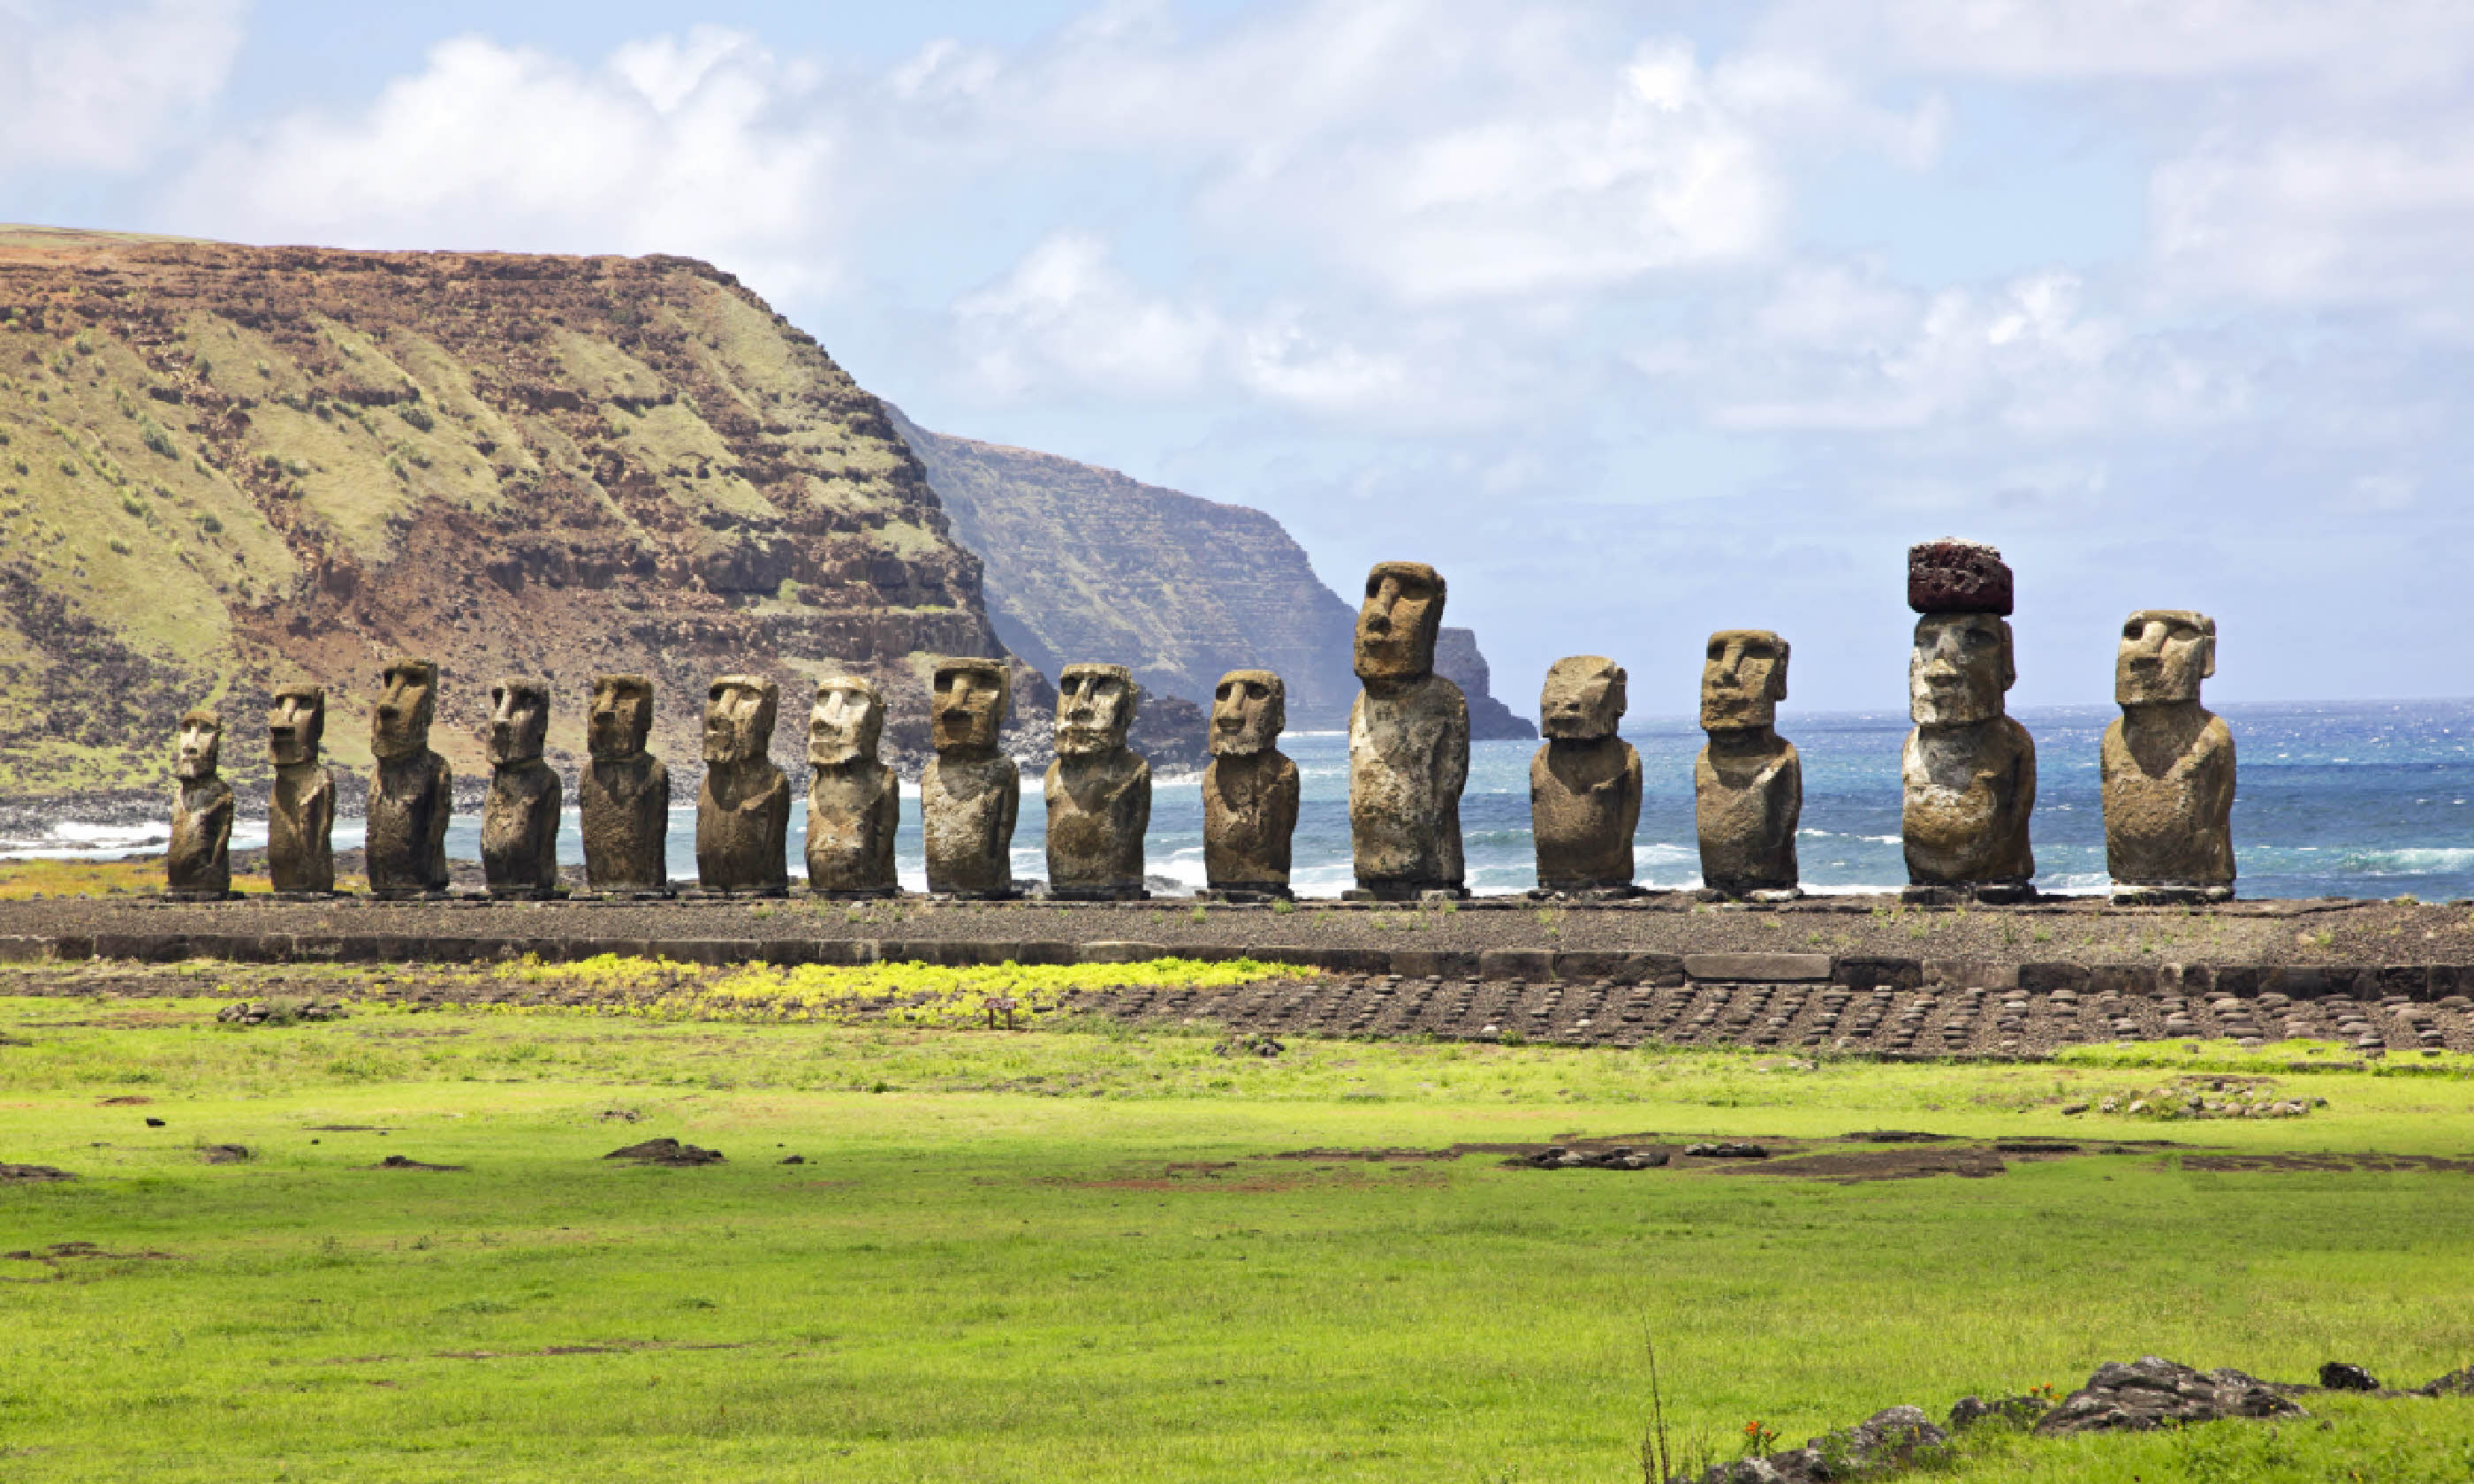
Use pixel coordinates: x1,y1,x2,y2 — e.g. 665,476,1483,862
1530,657,1641,897
1347,562,1468,898
367,659,452,897
581,675,669,894
2103,611,2235,903
1696,632,1802,899
805,674,899,898
921,656,1020,897
166,708,234,899
1901,541,2036,902
695,674,789,896
265,685,336,896
1203,669,1299,899
482,678,561,898
1045,662,1150,898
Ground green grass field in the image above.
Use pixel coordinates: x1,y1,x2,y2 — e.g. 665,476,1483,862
4,977,2472,1482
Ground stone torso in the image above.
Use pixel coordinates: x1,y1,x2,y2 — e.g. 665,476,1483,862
581,755,669,891
482,761,562,894
922,753,1020,895
1531,737,1641,889
168,777,234,896
806,761,899,893
1349,675,1470,889
1901,716,2036,885
1203,751,1299,889
696,761,790,892
1696,737,1801,893
367,752,452,893
267,762,335,893
1044,750,1150,890
2102,710,2235,885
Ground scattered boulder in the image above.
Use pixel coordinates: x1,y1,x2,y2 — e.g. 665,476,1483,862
0,1163,75,1182
1686,1142,1770,1160
2318,1361,2380,1391
1947,1394,2049,1432
144,1117,165,1127
1674,1405,1948,1484
371,1155,464,1171
2035,1356,2306,1435
216,997,347,1026
604,1137,724,1166
199,1144,251,1164
779,1155,806,1165
1521,1146,1668,1170
2420,1367,2474,1397
1214,1033,1284,1058
597,1108,646,1123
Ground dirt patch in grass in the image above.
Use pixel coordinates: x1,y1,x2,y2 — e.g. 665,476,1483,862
5,1240,180,1262
2179,1152,2474,1174
198,1144,250,1163
1729,1147,2013,1182
367,1155,463,1171
96,1095,153,1105
0,1162,75,1182
603,1138,724,1166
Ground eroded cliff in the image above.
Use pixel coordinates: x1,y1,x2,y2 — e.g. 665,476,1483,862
0,228,1008,790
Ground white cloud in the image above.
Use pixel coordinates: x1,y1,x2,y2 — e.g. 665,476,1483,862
167,28,843,292
0,0,247,171
952,232,1221,399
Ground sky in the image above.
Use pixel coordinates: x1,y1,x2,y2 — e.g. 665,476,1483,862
4,0,2472,716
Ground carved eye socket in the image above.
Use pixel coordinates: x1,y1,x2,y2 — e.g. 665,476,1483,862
1215,684,1233,701
2123,622,2144,640
1707,641,1725,661
1248,683,1269,700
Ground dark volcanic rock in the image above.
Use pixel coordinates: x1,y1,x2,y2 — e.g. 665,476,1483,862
2035,1356,2306,1435
604,1137,724,1166
1434,627,1537,741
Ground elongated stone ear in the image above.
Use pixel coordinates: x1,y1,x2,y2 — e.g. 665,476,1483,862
1770,641,1789,703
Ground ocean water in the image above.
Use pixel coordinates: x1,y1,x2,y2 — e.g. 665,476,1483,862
12,700,2474,901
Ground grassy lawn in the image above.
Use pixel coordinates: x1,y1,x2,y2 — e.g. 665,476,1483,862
4,980,2472,1482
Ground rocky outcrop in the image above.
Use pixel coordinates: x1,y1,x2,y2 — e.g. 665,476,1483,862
1435,627,1537,740
0,230,1008,791
888,406,1362,727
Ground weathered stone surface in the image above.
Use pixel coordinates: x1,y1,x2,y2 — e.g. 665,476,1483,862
2104,610,2235,898
1531,656,1640,891
1349,563,1468,896
1676,1404,1948,1484
1909,536,2014,616
482,678,560,897
581,675,670,893
2035,1357,2306,1435
1904,597,2036,891
1045,663,1150,897
1203,669,1299,894
695,675,789,895
1683,952,1833,981
805,674,899,896
364,659,452,895
166,708,232,897
265,685,336,894
922,656,1019,897
1696,630,1801,897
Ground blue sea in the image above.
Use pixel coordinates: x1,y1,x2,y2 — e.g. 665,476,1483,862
16,701,2474,901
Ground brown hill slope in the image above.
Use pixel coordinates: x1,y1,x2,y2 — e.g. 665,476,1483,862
0,232,1013,791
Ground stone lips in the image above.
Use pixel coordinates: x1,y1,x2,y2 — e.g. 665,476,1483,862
1908,538,2015,616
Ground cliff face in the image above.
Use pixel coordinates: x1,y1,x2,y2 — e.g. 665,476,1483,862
890,407,1364,729
1435,627,1539,741
0,230,1008,791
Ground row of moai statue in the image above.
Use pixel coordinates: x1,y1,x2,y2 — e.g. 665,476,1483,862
163,543,2235,905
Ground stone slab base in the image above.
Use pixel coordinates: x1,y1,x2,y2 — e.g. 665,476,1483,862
1342,885,1470,903
2113,884,2236,906
1531,882,1643,902
1198,884,1294,903
1905,882,2038,905
162,891,243,903
366,890,455,903
675,889,790,901
486,889,569,902
808,887,899,901
572,890,678,903
1043,886,1151,902
1696,887,1803,905
924,890,1023,902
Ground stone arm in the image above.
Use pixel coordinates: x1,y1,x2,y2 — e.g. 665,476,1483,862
1618,744,1643,844
996,764,1021,854
1774,743,1803,844
872,764,901,879
1436,684,1470,801
423,754,454,886
306,768,338,844
2007,718,2037,822
1267,755,1301,842
1130,759,1153,844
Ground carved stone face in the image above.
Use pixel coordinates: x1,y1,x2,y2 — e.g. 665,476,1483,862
1057,663,1135,756
702,675,778,766
2117,610,2215,707
930,658,1009,753
488,678,550,766
1541,656,1627,741
588,675,653,761
808,676,885,767
1354,562,1446,684
372,659,438,761
1701,631,1789,731
1909,613,2014,726
1210,670,1285,756
175,709,223,780
267,685,325,768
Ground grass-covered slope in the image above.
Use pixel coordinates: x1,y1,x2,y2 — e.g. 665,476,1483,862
4,968,2471,1481
0,229,1006,791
